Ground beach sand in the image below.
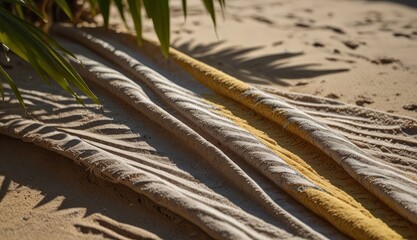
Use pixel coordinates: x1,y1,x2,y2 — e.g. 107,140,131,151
1,0,416,239
160,0,417,118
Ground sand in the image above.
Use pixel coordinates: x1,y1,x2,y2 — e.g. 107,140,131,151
0,136,178,240
161,0,417,118
1,0,417,239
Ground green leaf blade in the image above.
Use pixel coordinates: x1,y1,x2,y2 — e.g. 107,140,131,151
0,9,100,108
202,0,216,27
97,0,111,28
113,0,126,23
143,0,170,58
0,64,25,112
53,0,73,20
127,0,142,45
182,0,187,20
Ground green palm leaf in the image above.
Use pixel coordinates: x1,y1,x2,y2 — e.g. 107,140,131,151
113,0,126,24
202,0,216,27
0,0,224,111
2,0,44,20
0,64,25,110
143,0,170,58
53,0,73,20
127,0,142,45
97,0,110,27
182,0,187,20
0,8,99,109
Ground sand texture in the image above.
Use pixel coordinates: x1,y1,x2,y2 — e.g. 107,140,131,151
159,0,417,118
1,24,416,239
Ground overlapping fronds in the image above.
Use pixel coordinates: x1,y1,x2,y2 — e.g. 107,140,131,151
0,0,225,111
0,0,99,112
94,0,225,57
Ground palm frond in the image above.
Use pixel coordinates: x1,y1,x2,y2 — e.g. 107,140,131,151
0,7,99,109
2,0,44,19
0,0,224,111
142,0,170,57
97,0,110,27
53,0,73,20
181,0,187,20
0,64,25,110
202,0,216,27
113,0,126,24
127,0,142,45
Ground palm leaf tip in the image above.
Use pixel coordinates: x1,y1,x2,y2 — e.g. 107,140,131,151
0,64,26,112
143,0,170,58
0,0,224,110
127,0,142,45
53,0,74,21
182,0,187,20
0,8,100,109
202,0,216,27
98,0,111,27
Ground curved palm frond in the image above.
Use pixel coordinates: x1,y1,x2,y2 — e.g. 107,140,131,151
0,0,225,111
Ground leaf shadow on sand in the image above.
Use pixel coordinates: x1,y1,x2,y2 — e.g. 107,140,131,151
172,39,350,86
0,176,11,203
0,83,310,232
0,134,207,239
367,0,417,8
0,73,343,238
2,55,324,233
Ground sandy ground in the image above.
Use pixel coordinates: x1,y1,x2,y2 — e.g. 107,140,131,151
158,0,417,118
1,0,417,239
0,136,180,240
